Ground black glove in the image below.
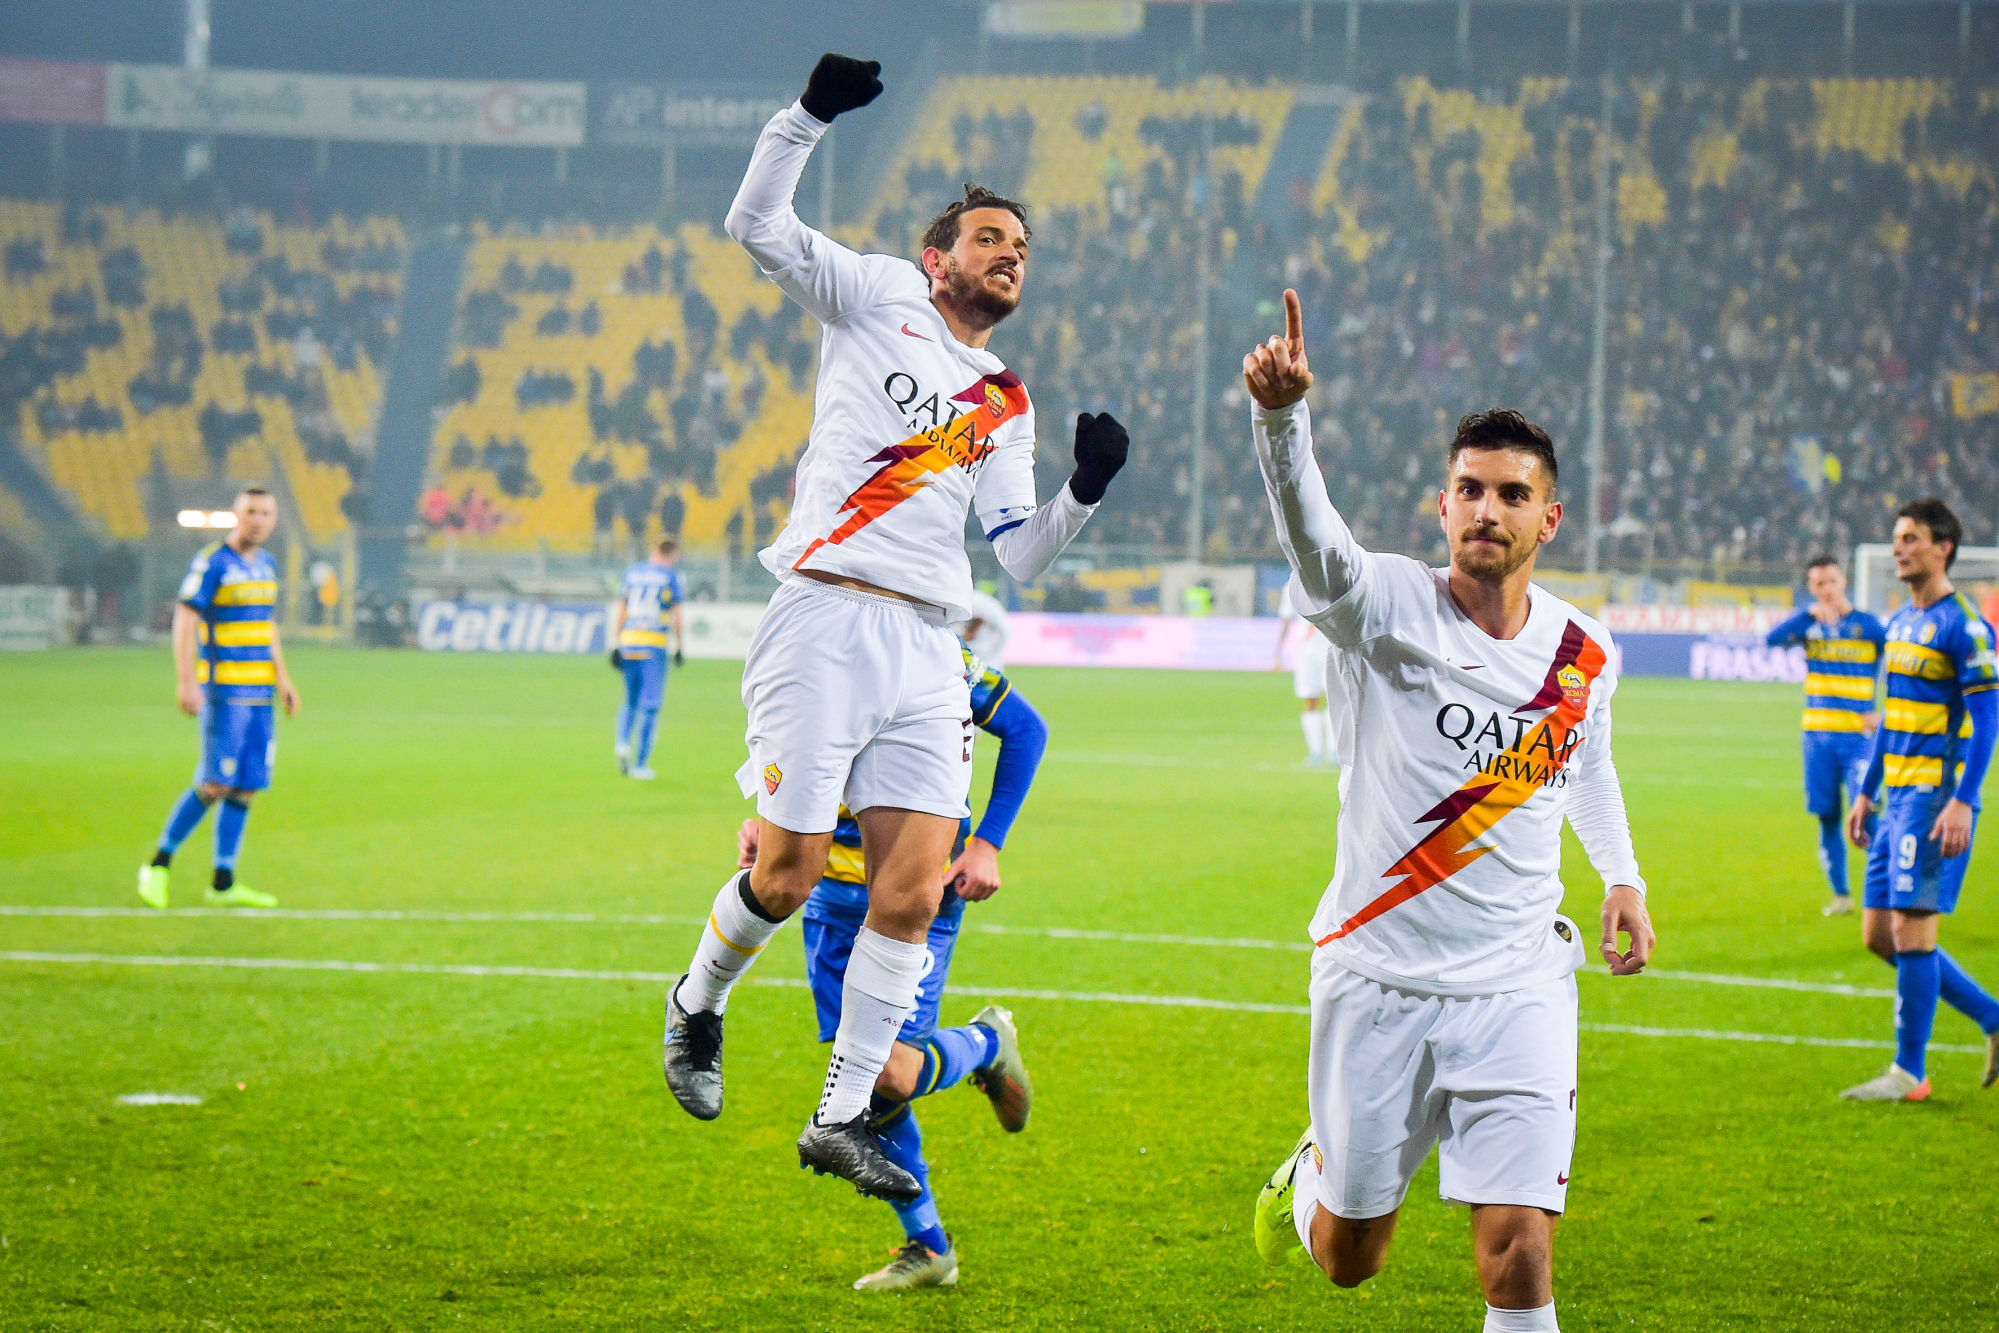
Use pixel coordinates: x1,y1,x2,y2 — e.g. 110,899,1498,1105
800,54,882,123
673,649,686,668
1068,411,1129,506
608,647,623,670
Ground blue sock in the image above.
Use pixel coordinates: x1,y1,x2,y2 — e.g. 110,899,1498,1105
1816,815,1849,897
912,1024,1002,1099
1894,949,1941,1081
214,797,250,872
615,698,634,751
157,787,214,857
872,1099,947,1254
1937,948,1999,1034
634,707,660,768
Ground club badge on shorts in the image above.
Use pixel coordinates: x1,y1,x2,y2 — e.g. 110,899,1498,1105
763,763,783,795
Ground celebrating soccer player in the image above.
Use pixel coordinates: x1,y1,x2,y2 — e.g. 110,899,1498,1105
1242,291,1653,1333
609,536,686,780
736,644,1044,1289
137,486,299,910
1840,499,1999,1100
660,53,1128,1201
1765,556,1885,915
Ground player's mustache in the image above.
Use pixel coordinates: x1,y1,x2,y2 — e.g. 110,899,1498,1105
1462,525,1509,545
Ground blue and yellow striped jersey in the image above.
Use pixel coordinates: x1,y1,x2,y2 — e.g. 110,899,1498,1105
616,562,683,655
1876,592,1999,798
1766,608,1886,732
178,541,278,704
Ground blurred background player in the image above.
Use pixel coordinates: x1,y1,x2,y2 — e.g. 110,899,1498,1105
1764,555,1884,915
609,537,686,780
735,643,1044,1290
953,589,1010,672
1841,500,1999,1101
658,53,1126,1200
1278,601,1338,768
137,487,299,910
1243,292,1653,1333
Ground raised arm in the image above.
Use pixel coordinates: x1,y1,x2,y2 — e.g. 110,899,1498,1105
1245,290,1372,635
722,55,884,323
980,412,1128,584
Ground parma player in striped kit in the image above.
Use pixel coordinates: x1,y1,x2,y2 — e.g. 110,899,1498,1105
137,487,299,909
1842,500,1999,1100
610,537,686,780
1764,556,1885,915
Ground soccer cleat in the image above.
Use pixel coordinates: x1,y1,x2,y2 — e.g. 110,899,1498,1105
1255,1129,1316,1266
1982,1029,1999,1090
967,1004,1033,1133
629,766,657,781
137,864,169,909
1822,895,1854,917
852,1237,959,1291
662,977,724,1120
615,747,630,776
205,883,276,908
798,1114,921,1202
1839,1064,1931,1102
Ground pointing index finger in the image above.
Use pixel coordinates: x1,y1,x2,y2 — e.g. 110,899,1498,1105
1284,288,1305,351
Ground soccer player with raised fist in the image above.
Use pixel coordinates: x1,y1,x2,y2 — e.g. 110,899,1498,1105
660,53,1128,1204
1243,290,1655,1333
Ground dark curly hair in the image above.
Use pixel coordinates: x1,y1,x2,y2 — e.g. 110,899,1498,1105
1447,409,1558,493
921,185,1031,254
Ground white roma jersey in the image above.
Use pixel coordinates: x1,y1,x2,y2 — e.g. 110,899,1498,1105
1257,402,1645,996
729,103,1040,623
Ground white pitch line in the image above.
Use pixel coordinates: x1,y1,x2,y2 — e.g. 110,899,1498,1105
0,950,1979,1053
0,906,1905,997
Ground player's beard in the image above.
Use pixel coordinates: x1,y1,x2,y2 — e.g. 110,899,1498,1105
938,256,1020,328
1452,524,1536,583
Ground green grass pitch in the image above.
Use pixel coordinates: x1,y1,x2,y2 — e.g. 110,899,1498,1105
4,646,1996,1331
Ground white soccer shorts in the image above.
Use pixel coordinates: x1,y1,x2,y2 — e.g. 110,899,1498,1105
1307,949,1578,1219
1292,638,1329,700
734,577,972,834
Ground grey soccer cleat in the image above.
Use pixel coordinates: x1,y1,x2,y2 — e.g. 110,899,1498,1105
853,1237,959,1290
798,1114,921,1202
1839,1063,1930,1102
967,1003,1033,1133
1983,1029,1999,1090
662,976,724,1120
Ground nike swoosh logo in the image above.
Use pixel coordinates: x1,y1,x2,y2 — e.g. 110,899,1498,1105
1556,1172,1569,1184
900,323,930,340
1458,663,1485,671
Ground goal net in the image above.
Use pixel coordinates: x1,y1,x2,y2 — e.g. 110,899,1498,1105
1852,543,1999,615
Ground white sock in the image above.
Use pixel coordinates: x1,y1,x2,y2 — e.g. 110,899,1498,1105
1300,711,1325,761
1484,1303,1558,1332
1316,712,1340,765
678,870,787,1014
1290,1139,1322,1249
815,926,926,1125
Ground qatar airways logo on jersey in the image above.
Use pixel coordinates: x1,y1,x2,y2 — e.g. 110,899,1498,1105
1434,703,1584,789
882,372,1001,471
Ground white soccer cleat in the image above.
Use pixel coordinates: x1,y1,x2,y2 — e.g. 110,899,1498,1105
1822,895,1854,917
629,766,657,780
1982,1030,1999,1091
1839,1063,1930,1102
852,1238,958,1290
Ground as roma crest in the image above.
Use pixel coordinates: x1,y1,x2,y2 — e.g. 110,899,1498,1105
1556,664,1589,712
984,381,1007,417
763,763,783,795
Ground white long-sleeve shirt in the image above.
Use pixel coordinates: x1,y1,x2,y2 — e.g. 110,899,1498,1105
1254,400,1645,995
725,101,1095,621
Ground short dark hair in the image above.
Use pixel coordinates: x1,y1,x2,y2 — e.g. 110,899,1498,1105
1805,553,1841,573
1447,409,1558,493
1897,497,1962,568
655,536,679,557
921,185,1030,255
237,485,271,499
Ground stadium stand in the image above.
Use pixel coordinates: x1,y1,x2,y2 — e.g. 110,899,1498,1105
0,200,403,543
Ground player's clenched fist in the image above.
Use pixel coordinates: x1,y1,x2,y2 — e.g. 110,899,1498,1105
1069,411,1128,505
800,54,883,123
1243,288,1313,411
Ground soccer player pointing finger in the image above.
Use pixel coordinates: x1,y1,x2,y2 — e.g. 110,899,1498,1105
1245,289,1653,1333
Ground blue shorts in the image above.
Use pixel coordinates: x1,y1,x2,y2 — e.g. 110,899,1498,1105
1863,789,1977,914
802,884,964,1046
621,651,667,711
1802,730,1871,819
198,699,275,792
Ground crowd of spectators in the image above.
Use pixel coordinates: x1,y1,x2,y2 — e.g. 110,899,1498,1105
878,77,1999,573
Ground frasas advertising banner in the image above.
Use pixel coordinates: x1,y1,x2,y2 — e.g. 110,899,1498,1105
592,83,790,147
0,60,106,125
105,64,585,146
